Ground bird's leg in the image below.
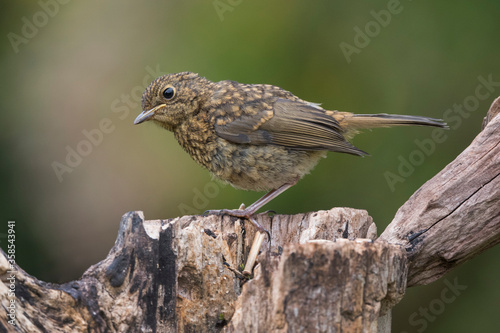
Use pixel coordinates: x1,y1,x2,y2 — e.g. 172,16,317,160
237,182,296,217
204,178,299,234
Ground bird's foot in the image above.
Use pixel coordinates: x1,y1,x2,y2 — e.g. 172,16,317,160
204,208,251,218
203,207,270,240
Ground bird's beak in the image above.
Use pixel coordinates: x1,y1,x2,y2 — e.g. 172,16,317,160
134,104,166,125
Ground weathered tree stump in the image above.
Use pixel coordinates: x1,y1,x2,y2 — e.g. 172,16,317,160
1,209,395,332
1,97,499,332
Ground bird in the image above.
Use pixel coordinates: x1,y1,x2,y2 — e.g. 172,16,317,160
134,72,447,232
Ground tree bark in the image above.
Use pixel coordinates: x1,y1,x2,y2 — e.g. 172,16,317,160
2,208,397,333
379,97,500,286
226,239,407,333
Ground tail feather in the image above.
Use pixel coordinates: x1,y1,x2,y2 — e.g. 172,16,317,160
337,113,448,132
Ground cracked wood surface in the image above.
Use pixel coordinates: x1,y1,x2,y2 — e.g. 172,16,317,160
226,239,407,333
379,97,500,286
2,208,401,332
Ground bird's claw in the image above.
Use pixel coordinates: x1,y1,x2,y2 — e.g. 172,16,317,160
256,224,271,242
203,209,271,241
203,209,221,216
203,208,249,218
262,209,277,216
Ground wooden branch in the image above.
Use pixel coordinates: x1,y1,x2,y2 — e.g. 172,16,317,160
379,97,500,286
482,96,500,129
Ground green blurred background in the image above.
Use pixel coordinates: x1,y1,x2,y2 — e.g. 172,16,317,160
1,1,499,331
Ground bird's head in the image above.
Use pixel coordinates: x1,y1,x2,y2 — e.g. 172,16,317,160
134,72,211,131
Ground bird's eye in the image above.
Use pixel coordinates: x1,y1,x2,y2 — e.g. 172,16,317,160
162,87,175,100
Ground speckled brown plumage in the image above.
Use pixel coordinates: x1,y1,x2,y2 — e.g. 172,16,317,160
134,72,447,228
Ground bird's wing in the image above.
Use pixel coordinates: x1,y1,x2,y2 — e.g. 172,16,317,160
214,98,367,156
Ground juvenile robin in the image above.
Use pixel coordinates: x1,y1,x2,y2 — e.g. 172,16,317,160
134,72,447,232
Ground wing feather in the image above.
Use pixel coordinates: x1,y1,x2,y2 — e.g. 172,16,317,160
215,98,367,156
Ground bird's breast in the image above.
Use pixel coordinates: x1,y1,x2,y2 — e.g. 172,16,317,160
209,140,327,191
